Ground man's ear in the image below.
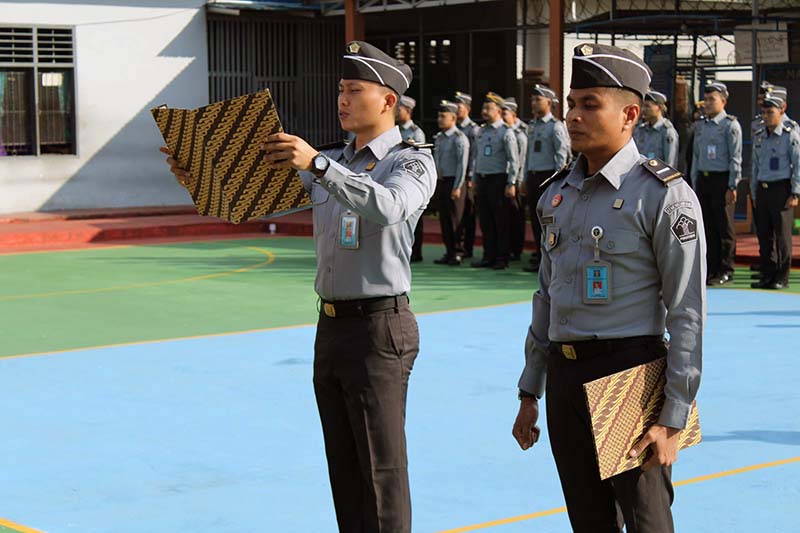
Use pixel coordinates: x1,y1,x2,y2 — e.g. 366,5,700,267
385,91,398,112
622,103,640,131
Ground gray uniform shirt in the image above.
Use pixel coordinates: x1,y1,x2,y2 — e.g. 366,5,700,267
691,110,743,189
751,121,800,198
433,126,470,190
526,113,571,172
458,117,480,180
634,117,679,168
752,113,796,135
519,139,706,429
300,126,436,301
400,120,426,145
511,119,528,184
473,119,519,184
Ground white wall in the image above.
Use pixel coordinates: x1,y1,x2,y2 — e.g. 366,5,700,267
0,1,208,214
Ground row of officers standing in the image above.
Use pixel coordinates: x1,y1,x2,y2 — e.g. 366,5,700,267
399,79,798,289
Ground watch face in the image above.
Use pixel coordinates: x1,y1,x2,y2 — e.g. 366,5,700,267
314,155,327,171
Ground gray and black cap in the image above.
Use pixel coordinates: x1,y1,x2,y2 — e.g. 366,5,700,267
763,86,787,109
531,84,558,103
438,100,458,114
704,82,729,99
453,91,472,106
502,97,518,113
570,43,652,99
399,96,417,110
645,89,668,105
341,41,412,96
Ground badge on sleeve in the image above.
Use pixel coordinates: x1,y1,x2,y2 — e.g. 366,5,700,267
671,213,698,244
339,211,360,249
402,160,426,178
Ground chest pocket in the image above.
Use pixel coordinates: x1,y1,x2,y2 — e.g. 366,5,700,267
600,229,640,254
543,225,561,253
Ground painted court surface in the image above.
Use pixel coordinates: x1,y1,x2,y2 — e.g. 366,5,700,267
1,236,798,533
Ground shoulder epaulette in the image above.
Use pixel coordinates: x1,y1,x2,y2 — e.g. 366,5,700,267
726,114,737,121
410,124,419,131
401,139,434,150
539,165,570,190
642,158,683,186
315,140,347,152
755,127,765,136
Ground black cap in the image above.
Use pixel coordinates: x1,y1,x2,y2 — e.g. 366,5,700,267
341,41,412,96
704,82,729,99
769,85,788,100
484,92,506,107
502,97,518,113
531,84,558,103
453,91,472,106
763,93,786,109
438,100,458,114
570,43,652,99
645,89,668,105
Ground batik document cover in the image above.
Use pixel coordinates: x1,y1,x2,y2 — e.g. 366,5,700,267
151,89,311,224
583,357,702,480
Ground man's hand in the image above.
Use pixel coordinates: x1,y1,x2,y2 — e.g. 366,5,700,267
261,132,317,171
628,423,681,471
505,184,516,198
451,187,462,200
159,147,194,188
785,195,799,209
725,189,737,205
512,397,541,451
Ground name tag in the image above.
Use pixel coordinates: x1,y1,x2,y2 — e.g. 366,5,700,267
770,156,780,171
583,260,612,304
707,144,717,160
483,145,493,157
339,212,360,249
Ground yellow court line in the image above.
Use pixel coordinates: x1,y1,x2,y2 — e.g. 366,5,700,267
435,455,800,533
0,247,275,302
0,517,44,533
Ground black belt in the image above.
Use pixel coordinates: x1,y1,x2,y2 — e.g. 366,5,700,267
549,335,664,361
320,294,409,318
758,179,790,189
699,171,729,178
476,173,506,179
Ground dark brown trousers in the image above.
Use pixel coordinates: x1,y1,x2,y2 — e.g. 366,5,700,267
314,303,419,532
546,338,675,533
695,171,736,278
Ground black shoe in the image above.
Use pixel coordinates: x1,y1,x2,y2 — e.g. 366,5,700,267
749,264,762,272
523,264,539,273
718,273,733,285
750,273,763,280
753,280,788,290
492,261,509,270
707,274,732,286
769,281,789,290
471,259,493,268
410,255,423,263
433,255,451,265
448,256,463,266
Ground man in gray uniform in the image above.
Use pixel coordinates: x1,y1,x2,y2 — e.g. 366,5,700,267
522,84,570,272
503,96,529,261
471,92,519,269
512,43,705,533
454,91,480,259
750,91,800,290
163,41,435,533
634,89,679,167
691,82,742,286
433,100,470,265
396,95,428,262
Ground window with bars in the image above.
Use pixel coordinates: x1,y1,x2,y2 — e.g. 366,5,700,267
0,26,76,156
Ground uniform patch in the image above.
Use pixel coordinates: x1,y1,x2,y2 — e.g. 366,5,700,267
664,201,693,216
402,160,426,178
551,194,563,207
671,213,698,244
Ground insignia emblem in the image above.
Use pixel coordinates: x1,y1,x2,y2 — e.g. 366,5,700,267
348,42,360,54
649,159,659,167
366,162,376,171
580,44,593,56
671,213,698,244
548,232,556,247
613,198,624,209
551,194,563,207
402,160,426,178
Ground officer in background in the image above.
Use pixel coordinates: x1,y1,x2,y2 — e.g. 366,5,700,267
634,89,679,167
471,92,519,270
396,95,428,262
512,43,705,533
691,82,742,286
750,91,800,290
433,100,470,265
522,84,571,272
503,96,529,261
165,41,435,532
454,91,480,259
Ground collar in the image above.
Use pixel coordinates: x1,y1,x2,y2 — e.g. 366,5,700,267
563,139,642,191
343,126,402,162
442,126,457,137
537,112,554,124
649,117,666,130
490,119,504,129
767,123,785,137
459,117,474,127
401,120,414,129
709,110,727,125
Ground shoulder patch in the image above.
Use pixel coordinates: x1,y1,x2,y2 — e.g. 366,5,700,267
402,139,434,150
671,213,698,244
315,140,347,151
642,158,683,186
539,165,570,191
402,159,427,178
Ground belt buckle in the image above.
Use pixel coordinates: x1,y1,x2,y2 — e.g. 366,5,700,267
761,182,769,189
562,344,577,360
323,303,336,318
702,171,709,177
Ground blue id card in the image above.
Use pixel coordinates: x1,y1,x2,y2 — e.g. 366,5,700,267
339,213,359,249
583,260,612,304
483,145,492,157
770,157,780,171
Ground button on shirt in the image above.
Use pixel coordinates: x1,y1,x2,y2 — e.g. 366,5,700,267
634,117,679,167
691,110,743,189
526,113,571,172
299,126,436,301
519,139,706,429
751,122,800,198
473,119,519,184
400,120,426,145
433,126,470,190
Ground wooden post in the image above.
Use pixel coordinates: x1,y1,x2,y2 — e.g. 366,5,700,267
345,0,364,43
549,0,564,118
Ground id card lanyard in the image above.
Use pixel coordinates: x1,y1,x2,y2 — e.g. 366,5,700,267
582,225,612,304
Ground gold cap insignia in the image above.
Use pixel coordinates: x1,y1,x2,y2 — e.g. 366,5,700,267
580,44,593,56
649,159,659,167
348,42,360,54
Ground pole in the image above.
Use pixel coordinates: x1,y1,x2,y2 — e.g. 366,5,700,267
751,0,759,125
345,0,364,43
548,0,564,118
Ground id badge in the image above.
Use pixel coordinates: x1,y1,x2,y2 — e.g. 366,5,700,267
534,140,542,153
339,212,359,249
707,144,717,160
484,144,493,157
583,260,612,304
770,156,780,171
647,151,655,159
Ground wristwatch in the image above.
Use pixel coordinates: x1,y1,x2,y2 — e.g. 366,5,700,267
311,153,329,178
